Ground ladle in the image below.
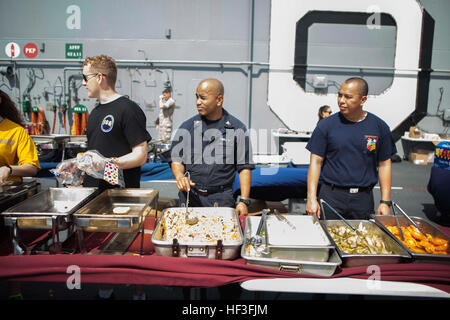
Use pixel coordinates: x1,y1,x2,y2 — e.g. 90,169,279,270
184,171,198,225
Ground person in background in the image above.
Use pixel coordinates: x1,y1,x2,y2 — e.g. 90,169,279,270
0,89,40,300
317,105,332,123
81,54,151,300
158,87,175,143
306,78,396,220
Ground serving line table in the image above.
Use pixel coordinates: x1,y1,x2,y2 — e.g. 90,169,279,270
241,275,450,299
0,217,449,299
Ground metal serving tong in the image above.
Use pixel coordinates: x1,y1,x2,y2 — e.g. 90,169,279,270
249,209,270,246
320,199,375,253
184,171,198,225
273,209,296,230
391,201,426,240
320,199,360,235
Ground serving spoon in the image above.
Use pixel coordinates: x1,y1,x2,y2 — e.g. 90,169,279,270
184,171,198,225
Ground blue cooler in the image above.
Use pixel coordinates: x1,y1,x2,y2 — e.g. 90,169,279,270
427,141,450,226
433,141,450,170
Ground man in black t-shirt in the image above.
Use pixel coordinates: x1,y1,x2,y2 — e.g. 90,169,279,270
81,55,151,190
81,55,151,301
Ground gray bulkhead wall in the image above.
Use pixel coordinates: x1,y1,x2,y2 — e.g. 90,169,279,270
0,0,449,157
0,0,280,153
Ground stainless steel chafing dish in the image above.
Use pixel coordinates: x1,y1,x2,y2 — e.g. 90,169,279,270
265,215,333,262
152,207,243,260
321,220,411,267
62,135,88,160
0,180,40,213
241,216,341,276
2,187,98,254
73,188,158,233
2,187,98,229
31,134,70,151
373,215,450,264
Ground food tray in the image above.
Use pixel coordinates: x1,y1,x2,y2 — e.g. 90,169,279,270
2,187,98,230
241,216,341,276
0,181,40,212
254,215,333,262
372,215,450,264
321,220,411,267
73,189,158,233
31,134,70,150
152,207,243,260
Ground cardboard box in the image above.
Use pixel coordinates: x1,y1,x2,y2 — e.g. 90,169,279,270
409,149,433,165
409,152,428,165
416,149,435,163
409,126,421,138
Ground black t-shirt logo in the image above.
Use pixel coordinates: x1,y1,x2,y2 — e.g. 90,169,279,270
101,115,114,133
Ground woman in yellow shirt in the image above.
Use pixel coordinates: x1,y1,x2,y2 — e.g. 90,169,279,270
1,90,41,299
0,90,40,185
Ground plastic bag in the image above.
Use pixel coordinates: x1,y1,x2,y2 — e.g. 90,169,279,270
50,158,84,186
51,150,125,187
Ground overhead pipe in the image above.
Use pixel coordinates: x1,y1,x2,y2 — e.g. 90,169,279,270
3,59,450,73
0,58,269,67
247,0,255,129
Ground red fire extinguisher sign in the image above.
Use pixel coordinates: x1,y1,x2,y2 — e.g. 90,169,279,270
5,42,20,58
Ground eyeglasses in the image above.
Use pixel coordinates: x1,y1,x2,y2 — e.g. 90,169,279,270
82,72,107,82
82,73,99,82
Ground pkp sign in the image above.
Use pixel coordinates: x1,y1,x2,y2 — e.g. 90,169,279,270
24,43,38,58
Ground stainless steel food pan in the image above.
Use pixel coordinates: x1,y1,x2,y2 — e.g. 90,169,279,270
321,220,411,267
152,207,243,260
245,216,333,262
0,181,40,213
241,216,340,276
73,188,158,233
242,247,342,277
2,187,98,229
31,134,70,150
372,215,450,264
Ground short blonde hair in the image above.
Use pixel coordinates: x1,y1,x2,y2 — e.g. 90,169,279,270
83,55,117,87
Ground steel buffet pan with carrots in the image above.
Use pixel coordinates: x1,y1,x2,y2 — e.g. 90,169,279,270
373,215,450,264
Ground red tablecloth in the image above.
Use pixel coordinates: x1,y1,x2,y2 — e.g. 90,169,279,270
1,217,449,294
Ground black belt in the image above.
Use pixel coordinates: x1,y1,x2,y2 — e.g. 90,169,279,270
323,181,374,193
192,185,233,196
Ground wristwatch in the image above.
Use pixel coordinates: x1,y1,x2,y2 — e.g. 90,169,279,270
239,198,251,206
5,164,12,176
379,200,392,206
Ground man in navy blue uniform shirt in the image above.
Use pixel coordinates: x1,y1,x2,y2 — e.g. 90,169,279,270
306,77,396,220
170,78,254,216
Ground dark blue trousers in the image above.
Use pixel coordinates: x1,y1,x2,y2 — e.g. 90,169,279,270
178,188,235,208
318,183,374,220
